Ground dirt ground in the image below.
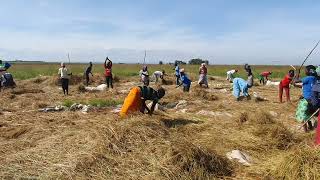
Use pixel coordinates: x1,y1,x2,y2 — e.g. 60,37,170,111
0,75,317,179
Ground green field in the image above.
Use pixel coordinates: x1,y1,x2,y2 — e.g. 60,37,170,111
8,63,298,80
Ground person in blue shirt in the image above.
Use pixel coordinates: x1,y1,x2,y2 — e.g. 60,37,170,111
233,78,250,101
174,62,180,85
178,69,191,92
296,65,317,132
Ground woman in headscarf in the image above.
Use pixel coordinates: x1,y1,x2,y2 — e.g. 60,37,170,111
296,65,317,132
198,63,208,88
139,65,150,86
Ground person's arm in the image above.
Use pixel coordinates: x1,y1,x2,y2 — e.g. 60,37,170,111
67,69,72,76
142,99,150,114
89,67,93,76
58,69,61,78
149,101,157,115
104,60,107,69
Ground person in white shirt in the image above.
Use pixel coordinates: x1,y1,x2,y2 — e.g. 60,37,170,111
139,65,150,86
58,62,72,95
153,70,165,83
226,69,238,82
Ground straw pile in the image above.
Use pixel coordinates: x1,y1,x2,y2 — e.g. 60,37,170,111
163,140,233,179
250,111,300,150
271,146,320,180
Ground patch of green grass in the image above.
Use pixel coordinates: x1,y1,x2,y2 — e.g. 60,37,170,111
88,99,122,107
8,63,302,80
62,99,75,107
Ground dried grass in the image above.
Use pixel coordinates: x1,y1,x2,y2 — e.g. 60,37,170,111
192,86,218,101
271,146,320,180
164,140,233,179
250,111,300,150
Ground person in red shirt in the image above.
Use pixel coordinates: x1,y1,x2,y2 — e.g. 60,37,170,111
259,71,272,85
104,57,113,89
279,70,295,103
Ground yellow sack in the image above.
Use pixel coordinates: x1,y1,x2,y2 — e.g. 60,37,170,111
120,87,142,118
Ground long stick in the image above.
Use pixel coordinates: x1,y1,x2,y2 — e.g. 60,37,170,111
67,53,71,65
143,50,147,65
298,40,320,71
298,108,319,130
293,41,320,82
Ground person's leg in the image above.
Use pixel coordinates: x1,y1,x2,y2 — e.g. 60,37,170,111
86,74,89,86
233,79,240,100
285,87,290,102
66,79,69,95
279,83,283,103
106,76,110,88
61,79,67,95
176,75,180,85
110,76,113,88
315,113,320,145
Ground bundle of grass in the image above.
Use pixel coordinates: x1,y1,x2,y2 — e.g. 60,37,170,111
164,140,233,179
271,146,320,180
11,88,44,95
78,84,86,93
106,118,170,155
238,112,249,125
251,111,300,150
161,78,174,85
31,76,48,84
192,86,218,101
113,75,120,83
50,75,83,86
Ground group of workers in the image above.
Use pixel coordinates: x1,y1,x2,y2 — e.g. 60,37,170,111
120,62,209,117
2,57,320,146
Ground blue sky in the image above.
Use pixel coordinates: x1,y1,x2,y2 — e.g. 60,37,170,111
0,0,320,64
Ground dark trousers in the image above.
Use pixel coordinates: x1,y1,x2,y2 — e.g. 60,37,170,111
61,78,69,95
176,75,180,85
105,76,113,88
183,84,190,92
85,74,90,86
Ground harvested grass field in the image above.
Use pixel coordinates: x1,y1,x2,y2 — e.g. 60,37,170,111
1,63,319,179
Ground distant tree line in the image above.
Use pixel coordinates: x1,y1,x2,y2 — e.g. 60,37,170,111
160,58,209,65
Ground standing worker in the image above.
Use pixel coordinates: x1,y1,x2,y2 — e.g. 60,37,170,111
104,57,113,89
198,63,208,88
279,70,295,103
295,65,317,131
174,62,180,85
226,69,238,82
259,71,272,85
58,62,72,95
139,65,150,86
244,64,254,88
84,62,93,86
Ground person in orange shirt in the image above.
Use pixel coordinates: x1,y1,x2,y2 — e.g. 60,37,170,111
120,86,165,118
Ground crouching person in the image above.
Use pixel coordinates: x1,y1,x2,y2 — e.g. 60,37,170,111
178,69,191,92
0,72,16,90
120,86,165,118
233,78,250,101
